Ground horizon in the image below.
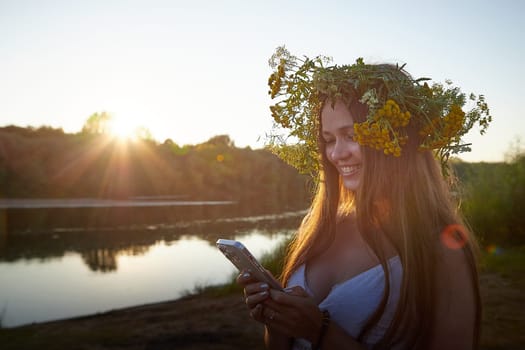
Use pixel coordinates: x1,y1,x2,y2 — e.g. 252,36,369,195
1,124,514,165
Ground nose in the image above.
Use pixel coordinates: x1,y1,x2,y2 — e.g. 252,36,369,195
329,139,353,161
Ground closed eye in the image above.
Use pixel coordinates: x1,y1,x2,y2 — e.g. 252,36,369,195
323,134,353,144
323,137,335,144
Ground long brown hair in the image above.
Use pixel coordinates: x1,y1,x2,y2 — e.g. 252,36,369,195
279,65,481,349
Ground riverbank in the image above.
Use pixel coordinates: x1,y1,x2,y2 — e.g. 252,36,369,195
1,252,524,350
0,286,266,350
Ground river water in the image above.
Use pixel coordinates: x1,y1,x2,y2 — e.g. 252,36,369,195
0,199,305,328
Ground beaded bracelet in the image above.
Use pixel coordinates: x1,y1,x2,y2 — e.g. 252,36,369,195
312,309,330,349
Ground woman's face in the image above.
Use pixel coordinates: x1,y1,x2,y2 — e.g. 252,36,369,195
321,100,363,191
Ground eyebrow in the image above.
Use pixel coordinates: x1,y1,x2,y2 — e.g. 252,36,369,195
322,125,355,136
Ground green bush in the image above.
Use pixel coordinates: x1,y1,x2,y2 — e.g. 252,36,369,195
455,151,525,246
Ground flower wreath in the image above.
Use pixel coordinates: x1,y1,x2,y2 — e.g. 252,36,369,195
266,46,492,176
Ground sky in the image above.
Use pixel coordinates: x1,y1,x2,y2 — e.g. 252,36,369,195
1,0,524,162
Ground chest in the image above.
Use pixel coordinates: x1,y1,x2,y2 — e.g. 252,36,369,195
306,243,380,304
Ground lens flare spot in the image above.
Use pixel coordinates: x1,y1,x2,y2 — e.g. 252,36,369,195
486,244,504,255
440,224,468,250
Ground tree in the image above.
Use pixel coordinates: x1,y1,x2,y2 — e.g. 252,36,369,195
205,135,235,147
81,112,112,135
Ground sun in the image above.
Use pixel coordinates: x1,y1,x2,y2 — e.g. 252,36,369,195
107,116,140,141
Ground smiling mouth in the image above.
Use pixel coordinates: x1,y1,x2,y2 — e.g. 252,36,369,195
339,165,361,176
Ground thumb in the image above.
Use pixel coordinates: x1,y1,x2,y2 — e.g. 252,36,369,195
284,285,309,297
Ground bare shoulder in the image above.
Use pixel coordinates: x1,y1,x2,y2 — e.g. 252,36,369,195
430,245,479,349
436,244,477,287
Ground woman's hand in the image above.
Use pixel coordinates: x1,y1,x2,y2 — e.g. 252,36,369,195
236,270,272,323
260,286,324,343
236,270,322,339
237,272,365,349
236,270,294,349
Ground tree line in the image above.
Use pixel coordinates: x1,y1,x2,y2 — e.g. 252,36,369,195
0,125,523,246
0,125,311,212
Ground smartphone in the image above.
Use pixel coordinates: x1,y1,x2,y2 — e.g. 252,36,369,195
216,239,283,290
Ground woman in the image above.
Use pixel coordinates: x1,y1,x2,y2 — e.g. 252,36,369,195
237,48,491,349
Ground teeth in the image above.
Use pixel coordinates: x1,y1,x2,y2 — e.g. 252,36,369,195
340,165,360,175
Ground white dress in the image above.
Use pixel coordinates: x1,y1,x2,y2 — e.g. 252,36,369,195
287,256,403,350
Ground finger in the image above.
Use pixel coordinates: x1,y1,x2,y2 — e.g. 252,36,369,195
268,289,296,305
262,300,302,330
236,270,256,286
244,282,270,297
245,289,270,308
264,268,281,286
261,303,316,339
269,288,310,305
283,285,309,297
249,303,265,322
262,298,295,313
262,305,278,323
260,306,294,335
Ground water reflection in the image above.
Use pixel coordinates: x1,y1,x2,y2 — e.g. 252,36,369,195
0,201,307,327
0,228,295,328
82,249,121,272
0,210,304,272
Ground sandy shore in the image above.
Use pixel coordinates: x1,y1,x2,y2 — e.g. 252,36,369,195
1,271,524,350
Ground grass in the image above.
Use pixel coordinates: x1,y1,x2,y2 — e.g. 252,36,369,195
259,237,290,279
184,237,291,298
185,278,242,298
478,245,525,350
